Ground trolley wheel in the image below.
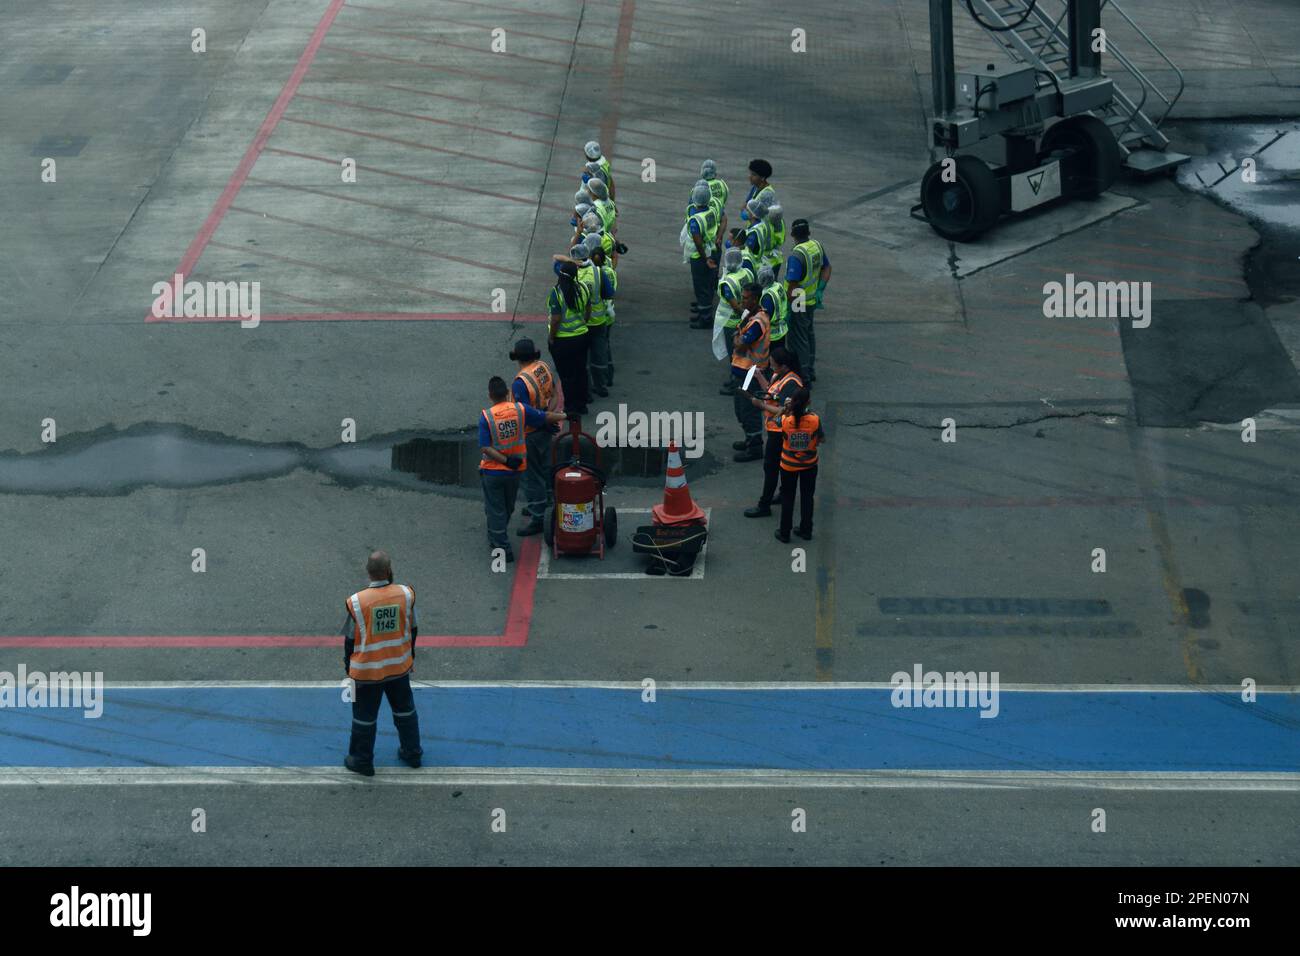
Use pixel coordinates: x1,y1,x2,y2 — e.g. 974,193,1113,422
543,507,555,548
919,155,1001,242
603,506,618,548
1040,115,1120,199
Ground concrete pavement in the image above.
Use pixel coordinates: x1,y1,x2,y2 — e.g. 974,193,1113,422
2,0,1299,865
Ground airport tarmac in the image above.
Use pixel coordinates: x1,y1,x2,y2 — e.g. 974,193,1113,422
1,0,1298,865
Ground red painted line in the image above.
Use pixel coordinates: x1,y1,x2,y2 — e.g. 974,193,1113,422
1021,337,1122,359
279,114,549,174
329,78,561,120
331,21,588,70
254,312,549,323
227,205,523,276
320,43,560,92
262,146,570,212
245,176,528,239
146,0,347,322
347,2,612,50
294,92,554,146
0,542,543,648
395,0,578,24
201,239,487,307
500,537,541,646
598,0,636,157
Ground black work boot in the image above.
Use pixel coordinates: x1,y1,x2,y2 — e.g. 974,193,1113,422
516,520,544,537
733,443,763,463
344,755,375,777
774,529,792,543
732,439,750,451
744,503,772,518
794,527,813,541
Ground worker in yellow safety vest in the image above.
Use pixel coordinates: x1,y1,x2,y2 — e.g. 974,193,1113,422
685,181,720,328
341,549,422,776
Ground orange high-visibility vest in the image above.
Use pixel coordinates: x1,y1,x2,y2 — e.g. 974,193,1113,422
763,370,803,432
731,310,771,371
780,412,822,471
515,361,555,433
481,401,527,472
346,583,415,682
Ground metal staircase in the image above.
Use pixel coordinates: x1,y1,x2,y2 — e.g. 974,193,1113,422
964,0,1188,173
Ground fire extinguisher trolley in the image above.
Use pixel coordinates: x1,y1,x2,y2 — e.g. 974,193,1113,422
544,416,618,559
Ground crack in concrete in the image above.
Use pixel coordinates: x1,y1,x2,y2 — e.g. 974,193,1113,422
839,411,1128,430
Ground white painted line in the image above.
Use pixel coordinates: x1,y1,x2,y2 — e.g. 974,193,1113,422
536,508,709,580
90,680,1300,692
1,767,1296,790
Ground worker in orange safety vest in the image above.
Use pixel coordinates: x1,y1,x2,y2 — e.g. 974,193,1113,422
341,549,421,777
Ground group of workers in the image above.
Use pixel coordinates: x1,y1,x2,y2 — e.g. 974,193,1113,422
686,158,831,541
474,146,834,562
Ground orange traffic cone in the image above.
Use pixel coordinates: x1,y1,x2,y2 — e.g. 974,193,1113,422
652,441,706,527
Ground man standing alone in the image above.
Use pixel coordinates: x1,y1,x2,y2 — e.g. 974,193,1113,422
341,550,422,777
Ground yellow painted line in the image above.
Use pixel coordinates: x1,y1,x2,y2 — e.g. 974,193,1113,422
815,404,837,681
1128,427,1202,684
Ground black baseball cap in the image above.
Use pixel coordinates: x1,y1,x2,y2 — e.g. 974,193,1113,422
510,338,541,361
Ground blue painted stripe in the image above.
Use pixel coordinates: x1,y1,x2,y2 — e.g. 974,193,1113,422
0,687,1296,771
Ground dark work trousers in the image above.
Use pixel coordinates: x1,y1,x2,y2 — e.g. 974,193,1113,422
779,465,818,535
480,469,520,554
588,322,612,390
521,428,552,520
689,256,717,318
788,303,817,380
758,429,784,506
607,323,615,385
349,673,421,766
732,372,763,448
550,333,590,412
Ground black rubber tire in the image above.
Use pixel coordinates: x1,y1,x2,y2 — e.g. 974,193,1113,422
1040,115,1120,199
919,155,1002,242
603,506,618,548
543,507,555,547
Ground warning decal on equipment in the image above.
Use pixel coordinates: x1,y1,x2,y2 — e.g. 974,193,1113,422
561,501,594,533
1010,160,1061,211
